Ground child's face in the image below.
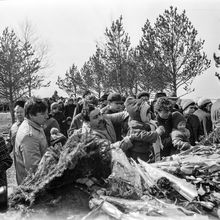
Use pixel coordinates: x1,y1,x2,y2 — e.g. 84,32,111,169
177,121,186,130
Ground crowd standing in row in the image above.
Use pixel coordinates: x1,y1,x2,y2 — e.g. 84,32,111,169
0,89,218,200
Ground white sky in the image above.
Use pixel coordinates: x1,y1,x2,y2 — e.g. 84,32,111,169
0,0,220,100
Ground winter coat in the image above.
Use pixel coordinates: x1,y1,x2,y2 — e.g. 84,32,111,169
126,120,158,162
184,114,202,145
64,104,76,118
50,111,67,136
156,114,173,157
14,119,48,185
44,117,60,146
194,108,212,137
0,136,12,186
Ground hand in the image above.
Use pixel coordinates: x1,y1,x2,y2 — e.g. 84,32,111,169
181,142,191,151
156,126,165,136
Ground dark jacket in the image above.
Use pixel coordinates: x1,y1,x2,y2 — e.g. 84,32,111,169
184,114,202,145
156,114,173,157
127,120,158,162
0,136,13,186
50,111,67,136
44,117,60,146
64,104,76,118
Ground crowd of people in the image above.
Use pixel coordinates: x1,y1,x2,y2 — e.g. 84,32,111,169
0,89,219,210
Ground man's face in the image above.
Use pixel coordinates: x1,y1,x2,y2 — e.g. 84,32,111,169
109,101,123,112
30,110,48,126
14,106,25,123
158,109,171,119
184,105,196,115
89,108,104,129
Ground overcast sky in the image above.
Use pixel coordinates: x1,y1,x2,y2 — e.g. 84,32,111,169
0,0,220,100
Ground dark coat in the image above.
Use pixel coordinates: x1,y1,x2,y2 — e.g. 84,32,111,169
127,120,158,162
44,117,60,145
64,104,76,118
184,114,202,145
0,136,12,186
156,114,173,157
50,111,67,136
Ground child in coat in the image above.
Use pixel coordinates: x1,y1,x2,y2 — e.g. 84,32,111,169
171,111,191,154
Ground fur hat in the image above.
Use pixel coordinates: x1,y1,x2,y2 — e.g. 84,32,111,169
172,111,186,129
181,99,195,111
197,97,212,108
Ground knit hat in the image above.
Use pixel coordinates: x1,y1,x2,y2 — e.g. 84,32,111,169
172,111,186,129
211,99,220,126
136,91,150,99
197,97,212,108
181,99,195,111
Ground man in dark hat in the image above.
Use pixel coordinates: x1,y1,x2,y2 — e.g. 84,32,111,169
101,93,125,141
102,93,124,114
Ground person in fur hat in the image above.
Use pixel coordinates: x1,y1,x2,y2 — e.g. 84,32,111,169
181,99,202,145
171,111,191,155
124,97,164,162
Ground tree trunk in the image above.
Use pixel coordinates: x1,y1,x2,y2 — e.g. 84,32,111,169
9,102,15,123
